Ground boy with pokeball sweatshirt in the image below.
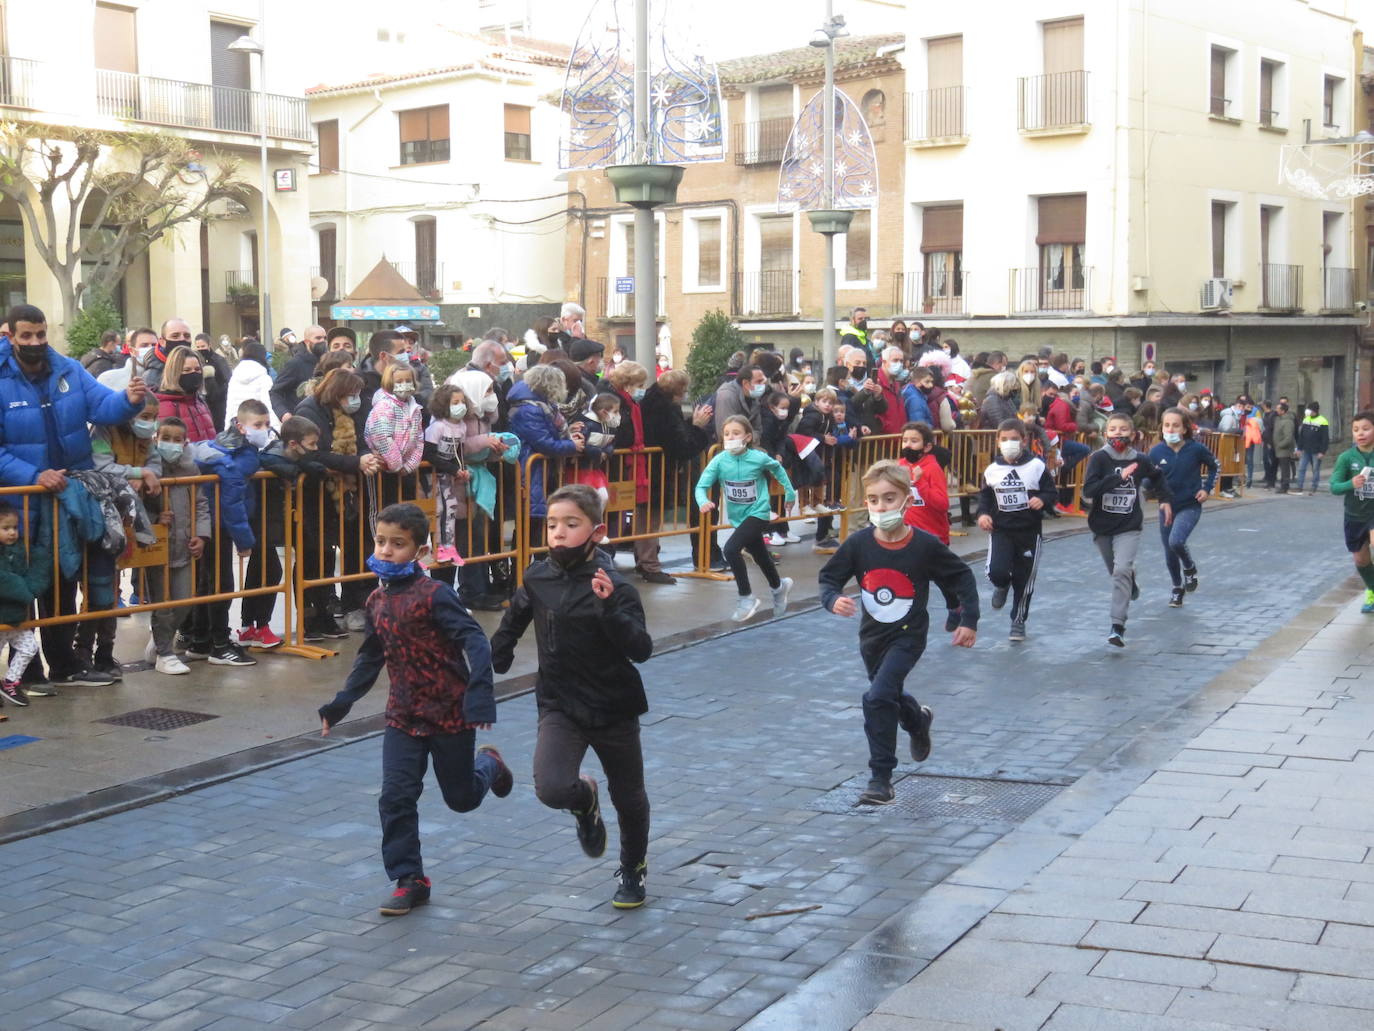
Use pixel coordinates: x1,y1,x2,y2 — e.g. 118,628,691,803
818,460,980,806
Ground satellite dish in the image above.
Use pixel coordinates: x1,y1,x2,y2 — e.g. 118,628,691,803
310,276,329,300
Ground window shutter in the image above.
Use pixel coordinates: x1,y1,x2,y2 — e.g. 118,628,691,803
95,3,139,74
926,35,963,90
316,120,339,173
429,104,449,140
504,105,531,135
399,108,428,143
1036,194,1086,246
920,205,963,253
1043,17,1083,75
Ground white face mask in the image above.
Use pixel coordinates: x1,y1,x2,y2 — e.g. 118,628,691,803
482,393,498,416
999,440,1022,461
606,414,621,429
1305,409,1314,418
449,403,467,420
869,507,906,532
1163,431,1182,445
724,437,747,454
244,425,271,449
1021,373,1035,385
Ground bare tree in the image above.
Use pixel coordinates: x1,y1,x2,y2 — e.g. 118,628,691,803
0,121,248,341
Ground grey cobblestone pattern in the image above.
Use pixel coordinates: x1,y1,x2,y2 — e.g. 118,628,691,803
0,498,1352,1030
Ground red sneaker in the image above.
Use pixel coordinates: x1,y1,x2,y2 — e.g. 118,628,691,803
252,626,284,649
235,626,259,647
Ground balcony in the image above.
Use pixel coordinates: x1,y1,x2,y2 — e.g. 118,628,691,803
892,271,969,317
598,276,666,319
310,265,343,304
225,270,257,307
1322,266,1357,313
736,270,800,318
1259,263,1303,313
0,56,38,109
387,260,444,302
94,69,310,141
1009,266,1093,315
731,117,793,165
903,87,967,144
1017,70,1089,134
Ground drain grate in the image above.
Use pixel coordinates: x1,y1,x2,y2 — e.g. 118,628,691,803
806,774,1062,822
97,707,219,731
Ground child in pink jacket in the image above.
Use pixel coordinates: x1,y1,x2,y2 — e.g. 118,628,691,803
365,364,424,473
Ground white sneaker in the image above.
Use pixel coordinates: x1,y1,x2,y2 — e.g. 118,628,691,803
765,533,788,547
802,505,818,517
155,654,190,676
732,596,761,622
344,609,368,632
771,577,793,618
143,636,157,664
781,531,800,543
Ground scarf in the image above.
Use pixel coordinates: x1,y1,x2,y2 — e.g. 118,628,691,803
619,388,648,502
328,406,359,506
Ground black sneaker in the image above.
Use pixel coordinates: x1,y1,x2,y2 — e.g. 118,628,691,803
312,619,349,640
1009,620,1027,642
57,667,115,687
0,680,28,706
944,608,961,634
182,640,211,660
208,643,257,666
639,570,676,585
379,874,431,916
814,536,840,553
573,775,607,858
302,623,325,643
92,658,123,682
612,863,647,909
477,744,514,798
467,595,507,612
909,705,934,762
1169,587,1185,608
991,585,1009,610
1107,625,1125,648
858,778,896,805
1183,567,1199,593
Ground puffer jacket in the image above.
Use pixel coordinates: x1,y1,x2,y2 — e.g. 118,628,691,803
191,425,263,551
156,390,217,442
223,358,280,431
0,537,49,626
507,380,578,517
0,339,140,487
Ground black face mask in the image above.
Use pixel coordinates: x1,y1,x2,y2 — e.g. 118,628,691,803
901,447,924,464
15,344,46,366
854,319,868,331
179,371,203,394
311,342,328,358
549,540,595,571
849,367,867,382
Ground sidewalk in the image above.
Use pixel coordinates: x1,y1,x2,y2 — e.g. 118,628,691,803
851,581,1374,1031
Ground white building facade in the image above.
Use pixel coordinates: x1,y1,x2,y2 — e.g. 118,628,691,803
901,0,1365,425
305,34,570,347
0,0,315,345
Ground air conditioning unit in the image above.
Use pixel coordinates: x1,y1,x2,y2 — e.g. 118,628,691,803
1201,277,1234,311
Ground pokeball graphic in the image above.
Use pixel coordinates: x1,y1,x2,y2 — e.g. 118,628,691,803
860,568,916,623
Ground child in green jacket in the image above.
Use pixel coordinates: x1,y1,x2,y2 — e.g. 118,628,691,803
695,415,797,622
1330,409,1374,613
0,501,50,707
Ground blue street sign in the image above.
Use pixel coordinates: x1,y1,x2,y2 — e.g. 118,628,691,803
615,277,635,294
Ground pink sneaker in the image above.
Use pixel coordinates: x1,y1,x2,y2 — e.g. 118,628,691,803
253,626,284,649
235,626,259,646
435,545,464,566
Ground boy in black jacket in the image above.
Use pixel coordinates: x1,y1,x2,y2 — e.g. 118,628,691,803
318,503,511,916
1081,412,1173,648
977,418,1059,642
491,484,654,908
819,461,979,805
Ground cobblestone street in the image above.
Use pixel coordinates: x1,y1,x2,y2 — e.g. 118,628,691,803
0,496,1357,1030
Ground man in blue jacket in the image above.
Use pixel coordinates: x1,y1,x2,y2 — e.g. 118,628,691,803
0,304,147,688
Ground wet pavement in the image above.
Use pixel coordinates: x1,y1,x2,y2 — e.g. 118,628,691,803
0,493,1358,1030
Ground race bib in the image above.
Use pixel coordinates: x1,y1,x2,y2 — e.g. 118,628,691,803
1102,487,1137,514
909,484,925,507
995,484,1028,511
724,479,759,504
1357,468,1374,500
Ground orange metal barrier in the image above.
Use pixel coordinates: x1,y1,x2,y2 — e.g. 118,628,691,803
1198,430,1246,497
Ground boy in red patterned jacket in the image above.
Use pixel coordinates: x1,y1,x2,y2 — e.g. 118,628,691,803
318,502,513,916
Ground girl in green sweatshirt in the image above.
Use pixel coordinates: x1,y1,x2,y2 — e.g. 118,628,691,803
695,415,798,622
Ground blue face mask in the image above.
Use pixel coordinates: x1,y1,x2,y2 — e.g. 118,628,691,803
366,554,421,580
394,351,412,365
342,395,361,414
631,387,646,402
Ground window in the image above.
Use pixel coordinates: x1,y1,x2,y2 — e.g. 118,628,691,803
691,215,723,290
1036,194,1086,300
1210,45,1235,118
315,120,339,174
504,104,532,160
1259,60,1279,128
414,218,437,298
920,204,963,307
861,90,886,143
842,210,872,284
94,3,137,73
1210,201,1233,279
399,105,449,165
1324,75,1343,130
317,226,337,299
924,35,964,138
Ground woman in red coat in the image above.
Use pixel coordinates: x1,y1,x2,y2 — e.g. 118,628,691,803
154,346,217,442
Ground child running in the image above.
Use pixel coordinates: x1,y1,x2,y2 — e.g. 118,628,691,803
897,421,962,631
977,418,1058,642
818,460,979,805
0,502,48,709
1147,407,1218,608
318,502,511,917
1081,412,1173,647
695,415,797,621
490,485,654,908
1329,409,1374,613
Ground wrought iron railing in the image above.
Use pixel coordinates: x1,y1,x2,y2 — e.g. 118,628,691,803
1259,263,1303,312
736,270,800,318
1009,266,1093,314
891,271,968,316
225,270,257,305
94,69,310,141
0,56,38,109
1322,267,1355,312
731,118,793,165
598,276,666,319
387,261,444,302
903,87,967,142
1017,70,1089,131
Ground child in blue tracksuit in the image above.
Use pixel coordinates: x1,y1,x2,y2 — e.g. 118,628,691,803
695,415,797,622
186,398,272,665
1147,406,1219,608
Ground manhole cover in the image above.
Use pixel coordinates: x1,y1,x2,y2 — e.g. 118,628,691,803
806,774,1062,822
97,707,218,731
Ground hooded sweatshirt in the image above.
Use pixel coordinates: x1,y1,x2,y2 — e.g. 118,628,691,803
1081,442,1172,536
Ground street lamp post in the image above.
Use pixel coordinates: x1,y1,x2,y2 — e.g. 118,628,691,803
807,3,850,372
227,33,271,346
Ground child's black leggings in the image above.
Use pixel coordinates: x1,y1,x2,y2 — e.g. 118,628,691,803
723,515,781,597
985,529,1042,623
